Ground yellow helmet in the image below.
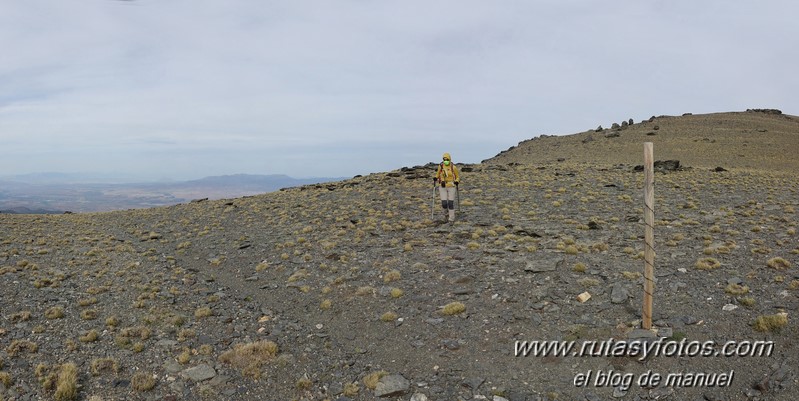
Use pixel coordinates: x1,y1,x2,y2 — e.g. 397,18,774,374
442,153,451,161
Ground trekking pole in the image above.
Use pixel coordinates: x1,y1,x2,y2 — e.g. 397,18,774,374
431,182,436,220
456,184,460,212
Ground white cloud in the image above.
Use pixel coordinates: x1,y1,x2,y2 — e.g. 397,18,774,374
1,0,797,180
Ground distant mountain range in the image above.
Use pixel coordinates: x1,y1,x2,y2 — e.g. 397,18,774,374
0,174,344,213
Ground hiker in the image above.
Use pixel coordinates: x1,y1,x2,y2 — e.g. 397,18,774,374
434,152,460,222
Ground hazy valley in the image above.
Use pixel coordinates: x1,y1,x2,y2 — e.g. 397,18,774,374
0,174,343,214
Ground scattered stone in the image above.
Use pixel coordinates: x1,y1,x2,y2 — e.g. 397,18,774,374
650,386,674,399
747,108,782,114
714,166,728,172
577,292,591,303
163,360,182,374
655,160,681,171
181,364,216,382
628,328,657,339
112,379,130,388
462,377,485,390
410,393,429,401
722,304,738,311
611,283,629,304
523,257,561,273
633,160,681,172
727,277,743,285
656,327,673,338
374,374,410,397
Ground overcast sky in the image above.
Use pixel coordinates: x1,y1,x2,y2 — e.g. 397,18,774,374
1,1,797,181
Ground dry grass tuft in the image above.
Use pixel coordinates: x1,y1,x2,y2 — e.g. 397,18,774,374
9,311,31,323
90,358,119,376
131,372,156,392
724,283,749,295
177,349,191,364
363,370,389,389
219,340,278,380
577,278,600,287
6,339,38,356
441,302,466,316
380,312,398,322
695,257,721,270
54,363,78,401
194,307,213,318
383,269,401,283
296,376,312,390
622,271,641,280
45,306,65,319
342,381,359,396
739,297,756,307
105,316,119,327
0,371,12,387
766,257,791,270
120,326,151,340
79,330,99,343
753,313,788,332
320,299,332,310
355,286,375,296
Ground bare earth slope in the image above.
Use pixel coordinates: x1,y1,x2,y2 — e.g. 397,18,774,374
1,110,798,401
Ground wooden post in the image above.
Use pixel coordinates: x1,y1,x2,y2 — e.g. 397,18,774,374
643,143,655,330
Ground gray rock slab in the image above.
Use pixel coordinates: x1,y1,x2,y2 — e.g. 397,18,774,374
180,364,216,382
611,283,629,304
375,374,410,397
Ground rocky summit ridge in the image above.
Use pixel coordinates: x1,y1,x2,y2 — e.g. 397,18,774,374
0,110,798,401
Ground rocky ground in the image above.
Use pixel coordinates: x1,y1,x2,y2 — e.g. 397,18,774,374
1,111,798,401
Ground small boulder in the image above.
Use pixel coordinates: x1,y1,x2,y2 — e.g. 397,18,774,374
375,375,411,397
181,364,216,382
611,283,629,304
374,374,410,397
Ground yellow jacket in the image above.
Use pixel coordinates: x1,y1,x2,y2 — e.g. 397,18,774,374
436,162,460,186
